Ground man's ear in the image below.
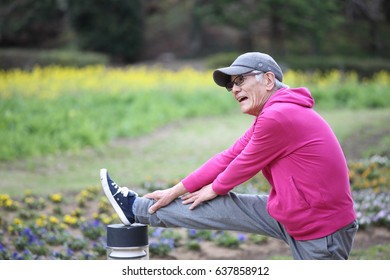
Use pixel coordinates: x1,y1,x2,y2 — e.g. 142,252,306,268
264,72,276,90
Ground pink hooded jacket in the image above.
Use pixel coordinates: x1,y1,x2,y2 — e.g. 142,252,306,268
182,87,356,240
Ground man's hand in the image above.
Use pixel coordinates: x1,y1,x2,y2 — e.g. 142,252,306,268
181,184,218,210
144,182,187,214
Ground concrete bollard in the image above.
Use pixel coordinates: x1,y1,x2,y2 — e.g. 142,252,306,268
106,224,149,260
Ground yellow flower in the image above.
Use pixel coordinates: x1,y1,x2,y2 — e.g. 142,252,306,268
35,217,46,227
49,216,59,224
13,218,23,226
7,225,14,233
0,193,9,200
50,193,63,203
24,197,35,204
63,214,78,225
102,216,112,225
362,168,371,178
5,199,13,208
97,213,114,224
80,190,89,198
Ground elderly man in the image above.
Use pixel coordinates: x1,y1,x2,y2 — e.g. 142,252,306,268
100,52,358,260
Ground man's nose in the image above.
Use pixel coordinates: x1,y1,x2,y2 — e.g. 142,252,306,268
232,84,241,94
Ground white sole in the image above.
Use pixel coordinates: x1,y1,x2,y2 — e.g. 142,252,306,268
100,168,131,225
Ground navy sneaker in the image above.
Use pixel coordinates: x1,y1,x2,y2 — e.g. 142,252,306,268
100,168,138,225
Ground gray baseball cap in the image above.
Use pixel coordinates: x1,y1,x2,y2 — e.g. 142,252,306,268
213,52,284,88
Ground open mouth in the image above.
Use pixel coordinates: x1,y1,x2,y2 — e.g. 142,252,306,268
237,96,248,103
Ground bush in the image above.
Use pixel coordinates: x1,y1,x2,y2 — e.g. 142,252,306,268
280,56,390,77
205,52,390,77
204,52,240,69
0,48,109,70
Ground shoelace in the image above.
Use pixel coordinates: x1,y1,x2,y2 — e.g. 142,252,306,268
112,182,132,197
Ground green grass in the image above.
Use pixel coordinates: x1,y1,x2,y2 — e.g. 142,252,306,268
0,108,389,197
0,88,234,161
320,109,390,160
320,109,390,142
0,113,247,196
350,243,390,260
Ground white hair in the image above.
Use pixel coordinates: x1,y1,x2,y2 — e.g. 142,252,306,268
253,71,288,89
275,79,289,89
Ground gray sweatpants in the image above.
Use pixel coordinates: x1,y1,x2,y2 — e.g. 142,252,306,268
133,192,358,260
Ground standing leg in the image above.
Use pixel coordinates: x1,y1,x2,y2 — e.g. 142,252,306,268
286,220,359,260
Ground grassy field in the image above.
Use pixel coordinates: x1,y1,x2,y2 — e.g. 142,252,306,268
1,106,389,260
350,243,390,260
0,108,389,197
1,67,389,162
1,65,389,260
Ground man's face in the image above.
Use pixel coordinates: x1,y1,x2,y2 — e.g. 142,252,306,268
230,73,268,116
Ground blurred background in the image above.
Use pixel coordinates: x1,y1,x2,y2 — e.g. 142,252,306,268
1,0,389,71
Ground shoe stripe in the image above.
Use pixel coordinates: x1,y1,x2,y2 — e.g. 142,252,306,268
113,189,121,196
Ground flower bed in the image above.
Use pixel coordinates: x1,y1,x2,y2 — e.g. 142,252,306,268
0,157,389,259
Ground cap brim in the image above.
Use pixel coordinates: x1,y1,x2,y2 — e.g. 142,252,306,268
213,66,254,87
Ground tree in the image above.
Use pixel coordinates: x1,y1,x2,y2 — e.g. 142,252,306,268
68,0,144,62
345,0,390,55
193,0,344,55
193,0,268,52
0,0,66,47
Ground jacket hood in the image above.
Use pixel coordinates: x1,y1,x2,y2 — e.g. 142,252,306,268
264,87,315,110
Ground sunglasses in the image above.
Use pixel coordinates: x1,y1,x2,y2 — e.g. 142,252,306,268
225,72,262,91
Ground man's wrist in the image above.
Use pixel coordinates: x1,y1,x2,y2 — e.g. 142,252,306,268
171,182,187,197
